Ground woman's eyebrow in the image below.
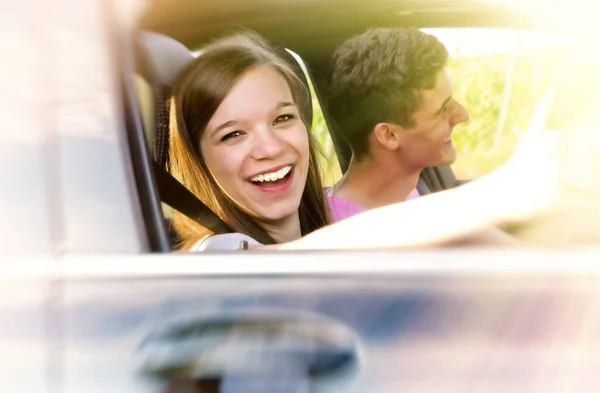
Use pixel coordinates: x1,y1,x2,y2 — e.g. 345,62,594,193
276,101,296,109
211,120,238,137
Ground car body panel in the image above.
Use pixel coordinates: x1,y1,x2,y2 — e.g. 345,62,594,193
0,261,54,392
60,253,600,392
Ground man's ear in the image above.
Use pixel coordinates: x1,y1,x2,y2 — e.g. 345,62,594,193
373,122,403,151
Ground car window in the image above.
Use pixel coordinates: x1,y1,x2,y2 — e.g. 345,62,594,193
423,27,573,180
285,50,343,188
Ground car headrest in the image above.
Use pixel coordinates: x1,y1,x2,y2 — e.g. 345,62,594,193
137,31,194,87
135,31,195,168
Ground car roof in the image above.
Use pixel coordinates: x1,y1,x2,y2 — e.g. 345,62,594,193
138,0,549,63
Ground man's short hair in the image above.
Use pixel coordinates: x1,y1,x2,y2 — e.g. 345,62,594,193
327,28,449,159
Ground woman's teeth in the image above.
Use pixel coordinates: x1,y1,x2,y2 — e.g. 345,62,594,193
250,165,292,183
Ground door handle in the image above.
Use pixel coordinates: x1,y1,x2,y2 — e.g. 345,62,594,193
135,308,361,392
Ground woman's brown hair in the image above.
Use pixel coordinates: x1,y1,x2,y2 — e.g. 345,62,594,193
169,32,331,250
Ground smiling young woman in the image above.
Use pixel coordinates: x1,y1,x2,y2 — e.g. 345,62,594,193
168,32,330,250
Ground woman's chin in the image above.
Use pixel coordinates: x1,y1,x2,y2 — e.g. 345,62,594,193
253,205,299,224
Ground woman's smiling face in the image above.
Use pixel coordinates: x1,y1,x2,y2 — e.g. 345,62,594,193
199,65,310,223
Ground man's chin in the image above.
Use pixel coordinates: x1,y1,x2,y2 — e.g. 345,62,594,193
439,145,458,166
432,154,457,168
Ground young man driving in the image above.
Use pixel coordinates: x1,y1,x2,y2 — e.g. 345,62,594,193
326,28,469,221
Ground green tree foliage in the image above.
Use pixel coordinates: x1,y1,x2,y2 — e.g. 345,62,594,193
449,50,561,179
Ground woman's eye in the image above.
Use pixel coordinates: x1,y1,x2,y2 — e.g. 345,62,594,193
221,131,243,142
273,114,295,125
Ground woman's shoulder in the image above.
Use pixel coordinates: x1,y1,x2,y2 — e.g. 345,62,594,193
189,233,262,252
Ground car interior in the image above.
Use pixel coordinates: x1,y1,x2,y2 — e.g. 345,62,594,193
122,0,558,252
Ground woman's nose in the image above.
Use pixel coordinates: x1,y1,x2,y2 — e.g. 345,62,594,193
251,127,285,160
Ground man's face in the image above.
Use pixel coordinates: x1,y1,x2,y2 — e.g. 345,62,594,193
397,68,469,169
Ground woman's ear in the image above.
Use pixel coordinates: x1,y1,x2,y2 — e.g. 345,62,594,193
372,122,402,151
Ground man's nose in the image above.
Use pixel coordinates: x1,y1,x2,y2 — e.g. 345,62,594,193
451,101,470,125
251,126,285,160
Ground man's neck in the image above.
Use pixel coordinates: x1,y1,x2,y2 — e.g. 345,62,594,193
333,156,421,210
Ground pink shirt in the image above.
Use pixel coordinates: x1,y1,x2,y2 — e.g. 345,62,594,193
327,188,420,222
